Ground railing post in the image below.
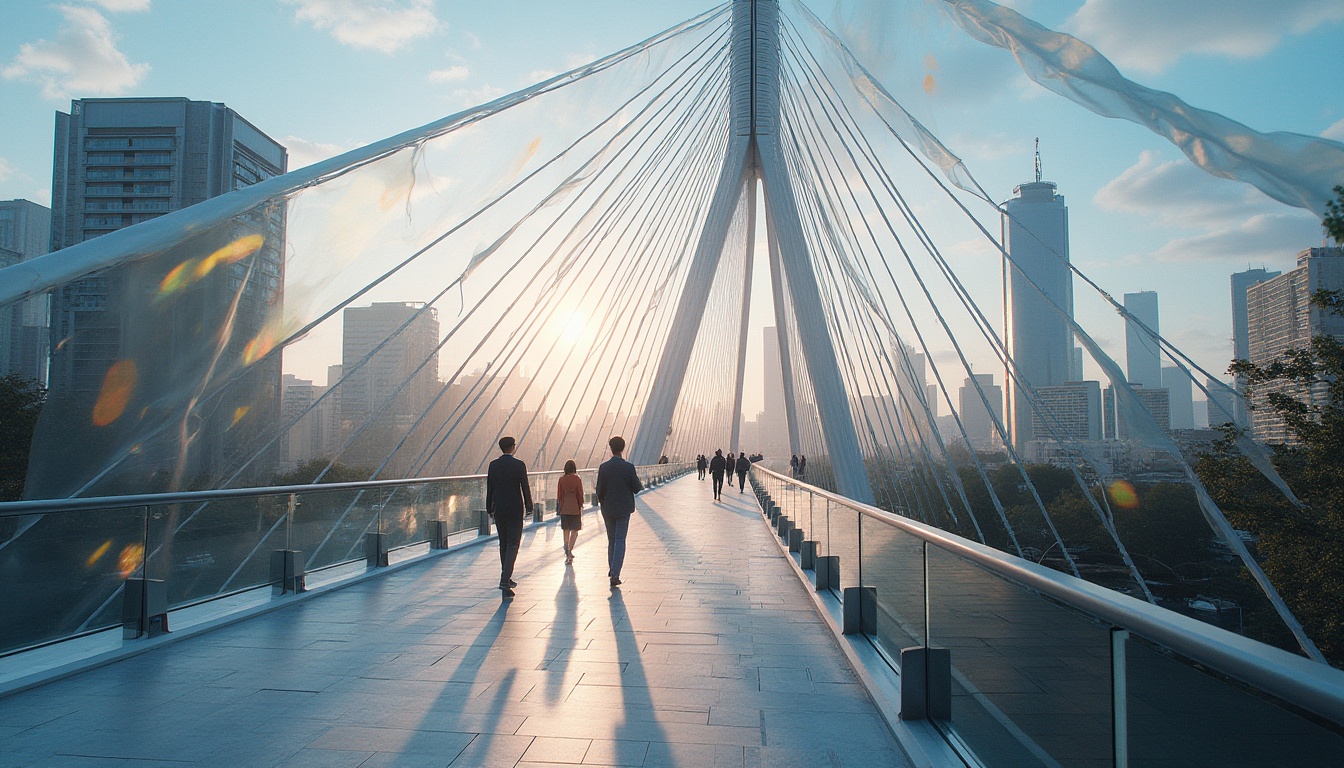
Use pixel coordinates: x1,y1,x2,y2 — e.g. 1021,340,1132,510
1113,627,1130,768
477,509,491,536
364,532,388,567
900,647,951,720
429,519,450,549
270,549,305,595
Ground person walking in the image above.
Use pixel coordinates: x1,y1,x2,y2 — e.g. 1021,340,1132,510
696,454,707,480
797,454,806,480
486,436,532,597
708,449,727,500
735,451,750,493
595,435,643,588
724,452,735,488
556,459,584,563
790,454,799,479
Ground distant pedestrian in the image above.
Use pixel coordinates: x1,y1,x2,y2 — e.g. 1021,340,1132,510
658,454,669,464
557,459,584,563
596,435,643,588
708,449,727,500
725,452,735,488
790,454,799,479
486,436,532,597
696,454,707,480
735,452,750,492
798,454,806,480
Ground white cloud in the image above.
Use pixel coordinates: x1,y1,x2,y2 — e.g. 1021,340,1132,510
281,135,355,171
1324,118,1344,142
0,158,14,184
427,65,469,83
284,0,439,54
1064,0,1344,75
87,0,151,11
1096,150,1321,262
2,5,149,101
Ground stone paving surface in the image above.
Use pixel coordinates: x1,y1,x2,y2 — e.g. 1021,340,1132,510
0,474,910,767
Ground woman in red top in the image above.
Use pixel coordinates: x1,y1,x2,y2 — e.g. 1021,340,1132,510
556,459,585,563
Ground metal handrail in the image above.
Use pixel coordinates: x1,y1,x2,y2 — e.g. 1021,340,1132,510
750,464,1344,726
0,462,693,518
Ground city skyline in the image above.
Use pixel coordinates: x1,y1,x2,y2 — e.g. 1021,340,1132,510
0,1,1340,418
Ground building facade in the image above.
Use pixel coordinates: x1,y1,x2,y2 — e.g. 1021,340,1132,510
1244,248,1344,443
1031,381,1102,442
36,97,287,494
1124,290,1161,388
0,199,53,383
958,373,1003,449
1230,267,1281,428
1003,180,1072,449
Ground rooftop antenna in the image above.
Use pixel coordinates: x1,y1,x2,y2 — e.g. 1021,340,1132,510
1034,137,1042,183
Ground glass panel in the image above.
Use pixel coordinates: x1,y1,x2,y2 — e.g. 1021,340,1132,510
1127,637,1344,766
860,516,926,664
0,506,147,654
148,494,290,606
926,545,1114,767
830,505,860,591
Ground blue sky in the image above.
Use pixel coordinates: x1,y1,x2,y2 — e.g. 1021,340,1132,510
1,0,1341,413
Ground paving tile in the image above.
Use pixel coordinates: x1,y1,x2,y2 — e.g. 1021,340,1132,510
0,477,909,767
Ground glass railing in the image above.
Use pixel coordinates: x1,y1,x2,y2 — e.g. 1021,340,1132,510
0,462,691,659
749,464,1344,767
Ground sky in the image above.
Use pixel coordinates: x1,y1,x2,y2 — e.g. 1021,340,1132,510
1,0,1342,417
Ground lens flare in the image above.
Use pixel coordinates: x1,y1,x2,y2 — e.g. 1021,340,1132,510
158,259,199,296
231,405,250,427
923,74,937,94
86,540,113,568
243,327,280,366
92,360,138,427
1108,480,1139,510
194,234,265,279
117,543,145,578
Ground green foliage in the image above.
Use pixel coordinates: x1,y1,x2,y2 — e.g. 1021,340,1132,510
271,458,375,486
1325,184,1344,245
0,374,46,501
1200,277,1344,666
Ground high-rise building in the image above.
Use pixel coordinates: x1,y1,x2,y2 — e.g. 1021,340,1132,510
958,373,1003,448
0,199,53,383
1104,384,1171,438
1031,381,1102,442
1003,179,1071,449
1206,377,1237,428
1124,291,1161,388
1245,247,1344,443
1163,365,1195,430
280,374,331,470
339,302,441,466
1231,267,1281,427
35,97,287,494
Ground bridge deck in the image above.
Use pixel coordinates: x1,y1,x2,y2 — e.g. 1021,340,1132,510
0,474,909,767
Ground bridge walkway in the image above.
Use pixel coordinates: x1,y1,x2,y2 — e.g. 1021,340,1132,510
0,473,910,767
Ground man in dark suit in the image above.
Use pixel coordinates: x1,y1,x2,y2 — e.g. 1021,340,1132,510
486,435,532,597
708,449,727,500
735,452,751,492
595,435,643,588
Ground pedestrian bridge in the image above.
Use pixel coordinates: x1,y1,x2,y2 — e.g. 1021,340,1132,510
2,467,1341,766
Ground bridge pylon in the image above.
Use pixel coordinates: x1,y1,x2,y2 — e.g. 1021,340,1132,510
633,0,874,504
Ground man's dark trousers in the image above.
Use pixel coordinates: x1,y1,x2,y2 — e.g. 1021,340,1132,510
496,511,523,582
602,510,630,579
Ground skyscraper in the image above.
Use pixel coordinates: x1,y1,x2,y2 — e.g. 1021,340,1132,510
1230,267,1281,428
1124,290,1161,388
34,97,288,495
1032,381,1102,442
958,373,1003,449
1003,178,1071,449
1162,365,1195,430
339,302,441,468
1245,247,1344,443
0,199,52,383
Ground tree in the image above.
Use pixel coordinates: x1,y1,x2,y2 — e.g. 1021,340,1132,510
1193,185,1344,665
0,374,46,501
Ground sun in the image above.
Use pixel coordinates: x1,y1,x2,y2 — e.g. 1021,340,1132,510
556,310,587,345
